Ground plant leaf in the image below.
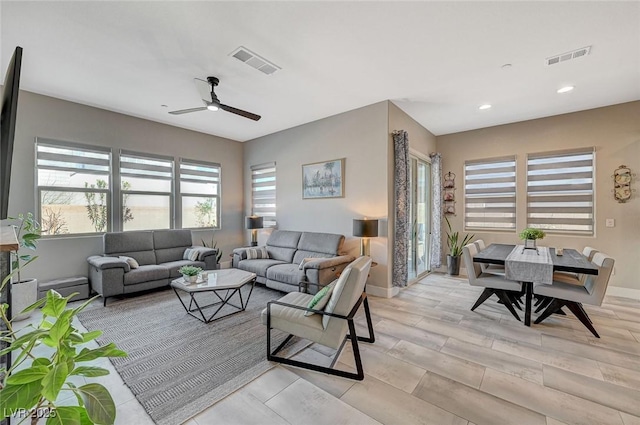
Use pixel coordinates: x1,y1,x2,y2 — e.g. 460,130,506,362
78,383,116,425
47,406,82,425
5,365,49,384
76,343,127,362
41,361,69,402
49,310,73,343
33,357,52,367
81,330,102,343
71,366,110,377
19,296,47,314
0,381,42,412
42,290,67,318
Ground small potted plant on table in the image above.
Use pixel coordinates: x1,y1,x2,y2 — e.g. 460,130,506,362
179,265,202,283
519,228,546,251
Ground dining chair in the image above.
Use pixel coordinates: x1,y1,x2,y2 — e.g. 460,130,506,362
533,252,614,338
474,240,506,276
262,256,374,380
462,243,522,321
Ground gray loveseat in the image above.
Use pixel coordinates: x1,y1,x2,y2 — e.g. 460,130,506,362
87,229,218,305
232,230,354,293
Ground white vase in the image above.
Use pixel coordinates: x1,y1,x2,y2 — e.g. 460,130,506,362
11,278,38,321
183,274,198,283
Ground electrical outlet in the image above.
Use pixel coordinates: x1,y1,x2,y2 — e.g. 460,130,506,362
606,218,615,227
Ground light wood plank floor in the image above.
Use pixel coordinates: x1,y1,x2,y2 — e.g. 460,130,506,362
185,273,640,425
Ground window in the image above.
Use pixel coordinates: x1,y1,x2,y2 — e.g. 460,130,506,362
36,139,112,235
526,148,594,234
251,162,276,227
464,156,517,231
119,151,173,231
179,158,220,228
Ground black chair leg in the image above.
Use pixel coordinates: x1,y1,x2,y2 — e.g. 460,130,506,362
534,299,565,324
496,290,521,322
565,302,600,338
508,292,523,310
471,288,495,311
535,296,553,313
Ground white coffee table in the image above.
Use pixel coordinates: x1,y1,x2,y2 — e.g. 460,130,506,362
171,269,257,323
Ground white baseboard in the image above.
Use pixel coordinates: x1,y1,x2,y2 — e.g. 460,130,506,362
606,286,640,300
367,285,399,298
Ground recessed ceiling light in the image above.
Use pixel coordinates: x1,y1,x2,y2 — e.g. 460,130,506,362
501,63,512,70
479,104,492,110
160,104,168,108
557,86,575,94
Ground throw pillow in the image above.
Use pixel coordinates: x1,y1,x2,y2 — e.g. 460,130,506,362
183,248,199,261
119,256,139,269
304,280,337,317
322,268,352,329
246,247,269,260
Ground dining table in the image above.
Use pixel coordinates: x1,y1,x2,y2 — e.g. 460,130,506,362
473,243,599,326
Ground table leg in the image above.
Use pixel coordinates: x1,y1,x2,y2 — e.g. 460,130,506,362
524,281,533,326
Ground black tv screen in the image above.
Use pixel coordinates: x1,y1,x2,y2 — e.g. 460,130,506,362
0,46,23,220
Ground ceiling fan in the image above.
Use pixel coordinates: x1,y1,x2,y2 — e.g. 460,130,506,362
169,76,261,121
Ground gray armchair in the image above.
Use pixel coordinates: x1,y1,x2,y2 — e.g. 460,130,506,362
534,252,614,338
462,243,523,321
262,256,374,380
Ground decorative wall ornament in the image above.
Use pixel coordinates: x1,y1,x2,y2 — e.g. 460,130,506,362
429,153,443,269
443,171,456,215
612,165,635,203
302,158,345,199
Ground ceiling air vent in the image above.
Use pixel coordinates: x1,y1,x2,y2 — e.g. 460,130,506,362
230,46,281,75
546,46,592,66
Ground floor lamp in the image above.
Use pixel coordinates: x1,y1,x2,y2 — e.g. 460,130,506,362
246,216,264,247
353,218,378,257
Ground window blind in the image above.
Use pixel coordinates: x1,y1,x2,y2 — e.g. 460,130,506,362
251,162,276,228
526,148,594,234
464,156,517,230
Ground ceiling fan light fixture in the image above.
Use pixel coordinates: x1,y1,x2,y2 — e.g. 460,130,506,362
479,104,492,110
207,103,219,111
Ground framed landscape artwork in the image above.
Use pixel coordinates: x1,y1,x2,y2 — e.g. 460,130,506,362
302,158,345,199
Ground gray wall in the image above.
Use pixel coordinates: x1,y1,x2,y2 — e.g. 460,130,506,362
3,90,245,282
243,102,391,290
437,101,640,290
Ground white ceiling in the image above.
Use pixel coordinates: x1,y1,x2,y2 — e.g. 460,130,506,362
2,1,639,142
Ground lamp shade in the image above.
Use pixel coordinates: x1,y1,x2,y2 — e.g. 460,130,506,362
353,219,378,238
246,216,264,230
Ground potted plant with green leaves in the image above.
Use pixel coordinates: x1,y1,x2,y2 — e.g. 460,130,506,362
0,290,126,424
445,216,474,276
519,228,546,251
8,212,41,321
179,265,202,283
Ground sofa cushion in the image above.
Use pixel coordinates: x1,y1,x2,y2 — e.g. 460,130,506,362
266,246,297,263
297,232,344,255
113,251,156,267
183,248,199,261
154,229,192,249
104,231,153,255
160,260,206,278
246,247,269,260
123,265,170,286
119,256,139,269
266,263,306,286
267,230,302,249
156,247,189,264
238,259,287,277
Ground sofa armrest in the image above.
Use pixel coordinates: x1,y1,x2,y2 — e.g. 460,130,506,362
87,255,130,272
232,247,251,268
303,255,355,270
190,246,218,261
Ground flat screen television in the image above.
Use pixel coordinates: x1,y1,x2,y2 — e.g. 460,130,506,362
0,46,23,220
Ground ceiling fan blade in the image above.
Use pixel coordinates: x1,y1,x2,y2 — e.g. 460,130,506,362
168,106,208,115
219,104,261,121
194,78,212,103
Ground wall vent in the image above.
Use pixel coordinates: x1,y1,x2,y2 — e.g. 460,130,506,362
546,46,592,66
230,46,281,75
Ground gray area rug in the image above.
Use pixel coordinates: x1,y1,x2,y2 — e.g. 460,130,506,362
77,285,305,425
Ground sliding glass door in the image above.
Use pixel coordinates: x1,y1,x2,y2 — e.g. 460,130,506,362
408,156,431,281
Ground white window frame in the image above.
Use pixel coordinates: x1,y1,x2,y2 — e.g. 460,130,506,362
178,158,221,229
464,156,517,231
251,162,276,228
35,138,112,236
526,148,595,235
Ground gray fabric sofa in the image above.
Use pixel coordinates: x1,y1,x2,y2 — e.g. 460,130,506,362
87,229,218,305
232,230,354,293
